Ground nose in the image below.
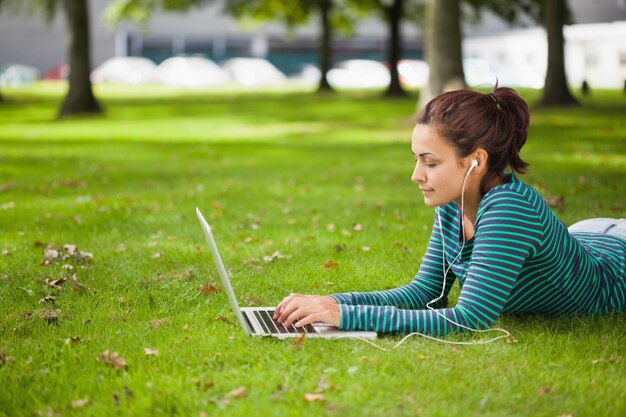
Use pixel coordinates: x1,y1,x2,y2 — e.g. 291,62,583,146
411,161,424,184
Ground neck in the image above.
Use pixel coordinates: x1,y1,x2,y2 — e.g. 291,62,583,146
456,173,505,224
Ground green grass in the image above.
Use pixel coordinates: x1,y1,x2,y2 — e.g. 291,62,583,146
1,82,625,417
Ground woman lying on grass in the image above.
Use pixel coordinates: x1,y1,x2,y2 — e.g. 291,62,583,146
274,87,626,336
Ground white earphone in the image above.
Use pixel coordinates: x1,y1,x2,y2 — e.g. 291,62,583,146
466,159,479,176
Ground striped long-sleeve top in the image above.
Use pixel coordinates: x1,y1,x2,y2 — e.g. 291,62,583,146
330,174,626,335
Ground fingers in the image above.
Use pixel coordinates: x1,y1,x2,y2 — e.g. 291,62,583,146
276,296,305,324
293,313,319,328
273,293,299,320
282,298,340,328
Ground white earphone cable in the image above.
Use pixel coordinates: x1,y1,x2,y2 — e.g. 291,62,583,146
352,161,511,350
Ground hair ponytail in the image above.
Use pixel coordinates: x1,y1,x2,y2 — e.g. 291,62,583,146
416,86,530,176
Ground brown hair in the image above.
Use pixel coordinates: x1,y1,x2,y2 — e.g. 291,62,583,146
416,87,530,176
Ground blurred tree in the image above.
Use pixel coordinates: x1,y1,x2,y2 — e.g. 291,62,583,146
381,0,407,96
418,0,464,109
537,0,577,106
352,0,422,97
58,0,102,116
0,0,102,117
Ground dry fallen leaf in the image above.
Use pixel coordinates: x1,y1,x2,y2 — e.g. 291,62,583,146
45,277,66,289
0,350,15,366
65,336,80,346
144,348,160,356
333,244,346,252
68,273,86,292
225,387,247,399
242,295,265,305
41,243,93,265
504,338,518,344
39,295,56,304
97,350,128,371
71,398,90,409
545,195,564,208
320,260,339,270
149,318,169,329
215,315,232,324
292,332,307,348
263,251,287,263
199,282,221,294
38,308,61,324
173,268,194,279
303,393,325,402
316,377,337,393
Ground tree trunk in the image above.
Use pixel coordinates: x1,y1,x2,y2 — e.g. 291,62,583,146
58,0,102,117
418,0,465,110
538,0,577,107
384,0,406,97
316,0,334,92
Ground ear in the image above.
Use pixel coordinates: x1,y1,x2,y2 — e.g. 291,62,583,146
471,148,489,174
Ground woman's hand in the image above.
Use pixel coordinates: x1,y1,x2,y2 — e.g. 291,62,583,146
273,294,340,328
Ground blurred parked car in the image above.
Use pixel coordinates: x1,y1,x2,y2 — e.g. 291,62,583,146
91,57,156,84
327,59,390,89
222,58,286,87
290,63,322,87
154,56,230,87
398,59,429,88
0,64,41,87
43,63,69,80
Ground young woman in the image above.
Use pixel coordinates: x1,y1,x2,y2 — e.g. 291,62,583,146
274,87,626,336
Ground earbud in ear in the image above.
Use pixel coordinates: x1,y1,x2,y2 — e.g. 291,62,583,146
466,159,479,176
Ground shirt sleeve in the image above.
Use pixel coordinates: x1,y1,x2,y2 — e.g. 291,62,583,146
332,192,543,335
329,210,456,311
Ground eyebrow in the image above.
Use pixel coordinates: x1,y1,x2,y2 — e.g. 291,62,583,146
410,149,435,156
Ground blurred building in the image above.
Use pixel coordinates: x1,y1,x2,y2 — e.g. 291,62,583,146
463,0,626,88
0,0,625,87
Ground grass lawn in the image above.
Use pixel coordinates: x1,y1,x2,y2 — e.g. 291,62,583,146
0,82,625,417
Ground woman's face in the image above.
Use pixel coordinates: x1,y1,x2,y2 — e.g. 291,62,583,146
410,124,470,207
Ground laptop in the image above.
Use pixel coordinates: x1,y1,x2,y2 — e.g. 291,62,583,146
196,208,377,340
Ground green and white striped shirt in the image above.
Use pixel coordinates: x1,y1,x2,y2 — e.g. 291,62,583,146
331,174,626,335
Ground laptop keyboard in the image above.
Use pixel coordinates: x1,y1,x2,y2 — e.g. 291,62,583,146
254,310,317,334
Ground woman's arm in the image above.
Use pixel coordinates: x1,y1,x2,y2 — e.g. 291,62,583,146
274,212,451,326
329,211,452,309
335,194,543,335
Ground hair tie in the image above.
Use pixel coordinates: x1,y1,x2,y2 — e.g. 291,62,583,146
487,92,501,108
